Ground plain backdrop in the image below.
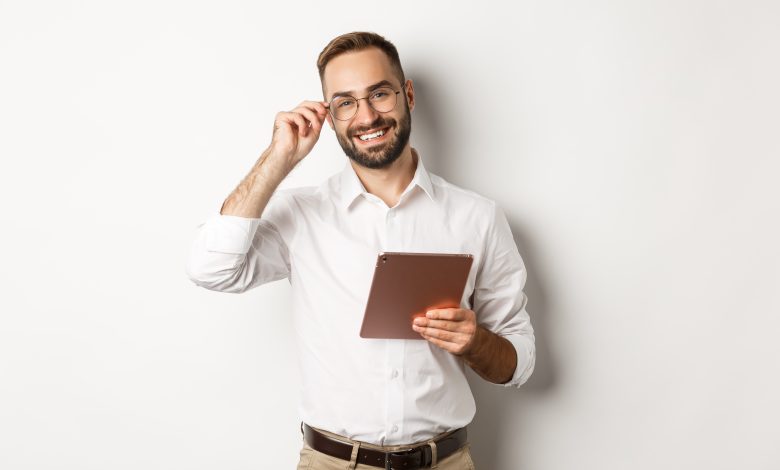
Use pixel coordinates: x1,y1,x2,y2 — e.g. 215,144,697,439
1,1,779,469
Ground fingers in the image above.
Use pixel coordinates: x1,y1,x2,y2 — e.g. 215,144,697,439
413,308,478,356
292,101,329,135
416,328,470,356
274,101,329,138
425,308,466,321
293,107,323,135
275,111,308,136
415,318,465,331
413,319,476,339
413,308,475,336
297,100,329,116
416,326,458,342
413,309,473,330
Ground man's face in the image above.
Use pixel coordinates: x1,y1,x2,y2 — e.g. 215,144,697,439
322,48,414,169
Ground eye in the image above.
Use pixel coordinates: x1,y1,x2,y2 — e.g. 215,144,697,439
371,90,389,99
337,99,356,108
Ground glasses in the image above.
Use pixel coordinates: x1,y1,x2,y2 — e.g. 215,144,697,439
328,84,405,121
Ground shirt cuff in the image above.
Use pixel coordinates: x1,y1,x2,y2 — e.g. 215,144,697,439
497,334,535,388
204,214,262,255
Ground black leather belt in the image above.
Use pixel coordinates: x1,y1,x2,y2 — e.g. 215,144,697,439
302,423,468,469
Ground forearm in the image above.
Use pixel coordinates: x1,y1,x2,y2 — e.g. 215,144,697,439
220,147,293,218
463,326,518,384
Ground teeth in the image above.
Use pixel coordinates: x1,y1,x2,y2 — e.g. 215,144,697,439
359,129,385,141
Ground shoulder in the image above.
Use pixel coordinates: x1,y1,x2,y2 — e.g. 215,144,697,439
266,170,341,211
429,173,499,221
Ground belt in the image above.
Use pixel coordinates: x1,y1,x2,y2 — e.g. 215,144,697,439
302,423,468,469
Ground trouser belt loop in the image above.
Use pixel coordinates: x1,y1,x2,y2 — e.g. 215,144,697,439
428,439,438,469
347,441,361,470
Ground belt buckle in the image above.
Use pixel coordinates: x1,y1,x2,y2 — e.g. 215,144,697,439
384,448,420,470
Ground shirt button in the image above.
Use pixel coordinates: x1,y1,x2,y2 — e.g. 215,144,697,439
391,369,398,379
391,425,398,433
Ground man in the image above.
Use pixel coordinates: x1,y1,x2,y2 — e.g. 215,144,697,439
187,32,535,470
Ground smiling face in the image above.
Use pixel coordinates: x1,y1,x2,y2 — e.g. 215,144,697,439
322,47,415,169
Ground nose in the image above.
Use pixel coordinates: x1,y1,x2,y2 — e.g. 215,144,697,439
352,98,380,127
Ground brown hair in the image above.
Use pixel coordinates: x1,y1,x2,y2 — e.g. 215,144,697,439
317,32,406,92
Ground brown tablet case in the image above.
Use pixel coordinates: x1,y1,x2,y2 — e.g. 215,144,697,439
359,252,474,339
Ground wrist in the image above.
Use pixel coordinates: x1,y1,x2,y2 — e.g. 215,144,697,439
463,327,517,384
463,325,490,363
259,147,295,182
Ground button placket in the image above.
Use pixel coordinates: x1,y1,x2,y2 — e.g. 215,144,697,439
384,208,401,252
386,339,405,440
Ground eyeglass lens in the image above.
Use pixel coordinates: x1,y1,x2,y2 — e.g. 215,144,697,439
330,87,398,121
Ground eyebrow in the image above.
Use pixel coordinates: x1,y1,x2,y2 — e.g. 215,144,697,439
329,80,397,100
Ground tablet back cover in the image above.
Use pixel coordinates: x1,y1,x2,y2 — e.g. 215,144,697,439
359,252,473,339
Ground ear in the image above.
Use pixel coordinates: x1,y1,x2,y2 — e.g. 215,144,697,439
405,79,415,112
325,112,334,130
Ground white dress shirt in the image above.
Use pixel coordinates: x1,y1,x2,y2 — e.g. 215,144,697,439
186,149,535,445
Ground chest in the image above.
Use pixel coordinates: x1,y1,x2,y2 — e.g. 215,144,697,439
287,197,485,308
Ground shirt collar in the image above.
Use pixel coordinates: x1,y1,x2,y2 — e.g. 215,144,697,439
339,148,436,210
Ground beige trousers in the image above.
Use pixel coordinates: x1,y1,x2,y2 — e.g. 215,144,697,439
296,425,476,470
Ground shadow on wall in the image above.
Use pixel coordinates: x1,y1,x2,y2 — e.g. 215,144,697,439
467,223,556,469
410,70,558,469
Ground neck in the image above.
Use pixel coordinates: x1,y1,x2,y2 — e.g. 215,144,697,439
350,145,417,208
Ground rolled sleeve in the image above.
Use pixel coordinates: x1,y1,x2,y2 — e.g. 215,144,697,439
186,194,294,293
473,203,536,388
204,215,261,254
499,331,536,387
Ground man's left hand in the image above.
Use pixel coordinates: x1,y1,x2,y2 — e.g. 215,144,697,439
412,308,480,356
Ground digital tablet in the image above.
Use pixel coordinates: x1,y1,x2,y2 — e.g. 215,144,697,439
359,252,474,339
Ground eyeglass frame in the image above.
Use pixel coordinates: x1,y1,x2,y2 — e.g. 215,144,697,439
327,82,408,121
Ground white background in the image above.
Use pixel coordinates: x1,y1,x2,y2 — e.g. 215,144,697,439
1,1,779,469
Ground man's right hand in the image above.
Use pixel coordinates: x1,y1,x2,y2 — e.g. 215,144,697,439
269,100,330,170
218,100,330,218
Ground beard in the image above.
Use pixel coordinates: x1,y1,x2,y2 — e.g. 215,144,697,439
335,100,412,170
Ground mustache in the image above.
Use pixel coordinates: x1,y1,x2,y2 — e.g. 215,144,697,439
349,118,395,137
